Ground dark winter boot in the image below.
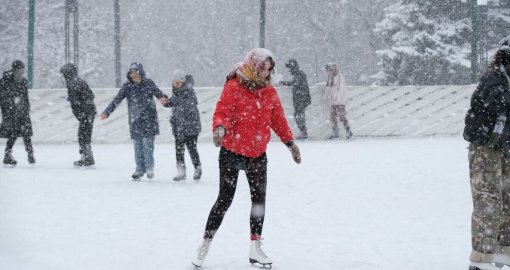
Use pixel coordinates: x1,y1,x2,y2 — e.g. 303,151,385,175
74,145,95,167
74,153,86,167
468,261,500,270
193,165,202,180
345,126,353,140
327,127,340,140
173,163,186,181
132,171,144,180
3,150,17,166
83,145,95,166
27,151,36,164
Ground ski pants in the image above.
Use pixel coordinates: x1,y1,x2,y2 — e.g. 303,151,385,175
469,144,510,263
294,105,307,134
78,116,94,154
203,147,267,239
330,105,349,132
175,135,201,168
5,135,33,155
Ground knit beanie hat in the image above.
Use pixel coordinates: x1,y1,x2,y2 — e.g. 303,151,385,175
171,69,186,82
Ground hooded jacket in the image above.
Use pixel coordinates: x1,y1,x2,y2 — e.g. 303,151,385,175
324,71,348,106
464,65,510,153
0,70,32,138
280,65,311,110
61,63,97,121
102,63,165,139
213,74,294,158
163,83,201,141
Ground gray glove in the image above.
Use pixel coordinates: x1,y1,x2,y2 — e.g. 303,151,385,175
285,141,301,164
213,126,226,147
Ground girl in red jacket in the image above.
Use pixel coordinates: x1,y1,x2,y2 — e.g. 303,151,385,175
192,48,301,269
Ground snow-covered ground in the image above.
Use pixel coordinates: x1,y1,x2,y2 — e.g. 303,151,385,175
0,136,472,270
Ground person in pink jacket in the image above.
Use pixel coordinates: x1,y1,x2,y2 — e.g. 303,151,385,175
324,62,353,139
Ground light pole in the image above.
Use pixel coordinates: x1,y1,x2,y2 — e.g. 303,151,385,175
259,0,266,48
114,0,121,87
470,0,478,83
65,0,79,69
477,0,488,75
470,0,488,83
27,0,35,88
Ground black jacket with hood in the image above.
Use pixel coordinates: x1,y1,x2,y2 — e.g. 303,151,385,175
464,65,510,153
61,63,97,121
0,70,32,138
280,66,311,110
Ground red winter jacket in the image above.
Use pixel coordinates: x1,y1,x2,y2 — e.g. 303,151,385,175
213,79,294,158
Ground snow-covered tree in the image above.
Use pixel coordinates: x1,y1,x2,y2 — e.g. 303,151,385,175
0,2,27,75
373,0,510,86
269,0,394,84
372,0,471,85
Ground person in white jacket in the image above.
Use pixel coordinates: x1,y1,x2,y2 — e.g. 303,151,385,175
324,62,352,139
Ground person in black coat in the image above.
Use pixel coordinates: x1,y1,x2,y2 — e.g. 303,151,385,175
464,36,510,270
162,70,202,181
0,60,35,166
279,59,311,139
60,63,97,167
101,62,167,180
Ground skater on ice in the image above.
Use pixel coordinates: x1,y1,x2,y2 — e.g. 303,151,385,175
192,48,302,269
60,63,97,167
161,69,202,181
100,62,167,180
278,58,311,140
0,60,35,166
323,62,352,140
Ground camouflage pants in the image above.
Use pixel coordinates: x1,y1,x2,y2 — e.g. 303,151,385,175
469,144,510,262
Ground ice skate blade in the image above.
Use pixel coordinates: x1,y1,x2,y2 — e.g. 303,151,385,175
3,164,16,168
191,262,202,269
249,259,272,269
73,165,96,170
469,262,502,270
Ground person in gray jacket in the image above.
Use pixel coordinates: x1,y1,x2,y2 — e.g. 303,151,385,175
101,62,167,180
162,70,202,181
279,58,311,139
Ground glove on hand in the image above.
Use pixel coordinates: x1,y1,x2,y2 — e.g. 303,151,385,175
286,141,301,164
213,126,226,147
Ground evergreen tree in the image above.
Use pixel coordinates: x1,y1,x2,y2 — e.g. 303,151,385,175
373,0,510,86
0,2,27,74
372,0,471,85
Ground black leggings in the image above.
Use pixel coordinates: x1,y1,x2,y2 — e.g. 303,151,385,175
175,135,201,167
204,147,267,239
5,135,33,154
